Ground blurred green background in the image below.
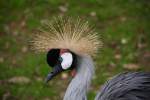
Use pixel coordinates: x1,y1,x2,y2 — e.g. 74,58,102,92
0,0,150,100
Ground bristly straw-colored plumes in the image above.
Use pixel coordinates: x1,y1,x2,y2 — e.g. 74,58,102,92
30,17,102,56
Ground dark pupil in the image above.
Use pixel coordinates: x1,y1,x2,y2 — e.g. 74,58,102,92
58,57,63,62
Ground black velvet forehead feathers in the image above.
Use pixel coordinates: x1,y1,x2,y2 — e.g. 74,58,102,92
46,49,60,67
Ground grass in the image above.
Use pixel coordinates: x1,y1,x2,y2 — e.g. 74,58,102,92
0,0,150,100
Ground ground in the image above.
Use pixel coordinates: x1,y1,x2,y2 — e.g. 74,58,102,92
0,0,150,100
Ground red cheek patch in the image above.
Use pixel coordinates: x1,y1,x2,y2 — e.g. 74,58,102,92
60,49,69,55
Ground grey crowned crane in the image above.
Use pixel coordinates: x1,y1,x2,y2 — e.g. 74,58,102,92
31,17,150,100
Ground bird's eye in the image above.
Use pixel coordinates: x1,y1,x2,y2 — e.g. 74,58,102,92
58,57,63,62
60,52,73,70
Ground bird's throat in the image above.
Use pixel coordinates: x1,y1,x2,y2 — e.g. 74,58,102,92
70,69,77,77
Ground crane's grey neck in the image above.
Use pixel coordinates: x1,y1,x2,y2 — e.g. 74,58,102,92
63,55,95,100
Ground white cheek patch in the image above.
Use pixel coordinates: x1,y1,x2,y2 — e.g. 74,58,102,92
61,52,73,70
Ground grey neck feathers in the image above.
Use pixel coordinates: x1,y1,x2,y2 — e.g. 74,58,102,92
63,55,95,100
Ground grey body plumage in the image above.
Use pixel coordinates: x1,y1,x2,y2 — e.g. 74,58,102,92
95,72,150,100
64,56,150,100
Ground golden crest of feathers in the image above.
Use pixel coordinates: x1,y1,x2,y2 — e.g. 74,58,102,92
30,17,102,56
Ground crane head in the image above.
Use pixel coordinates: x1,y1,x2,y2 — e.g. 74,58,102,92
45,49,77,83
